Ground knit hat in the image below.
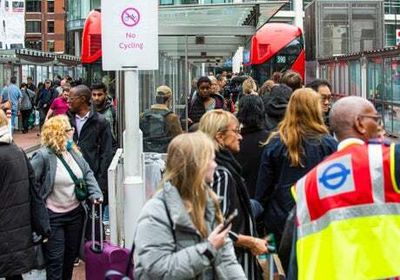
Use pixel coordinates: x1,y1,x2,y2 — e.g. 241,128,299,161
156,85,172,98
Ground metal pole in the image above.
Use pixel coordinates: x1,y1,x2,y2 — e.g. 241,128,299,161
123,69,144,248
293,0,304,31
184,35,189,132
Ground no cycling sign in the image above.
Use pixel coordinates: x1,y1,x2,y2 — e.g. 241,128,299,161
102,0,158,71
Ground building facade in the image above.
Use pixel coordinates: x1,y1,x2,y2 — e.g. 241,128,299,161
0,0,25,50
25,0,66,53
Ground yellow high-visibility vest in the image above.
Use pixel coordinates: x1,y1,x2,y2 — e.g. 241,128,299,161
294,142,400,280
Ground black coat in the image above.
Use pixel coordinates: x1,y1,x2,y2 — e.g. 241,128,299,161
68,110,114,194
255,135,337,245
212,149,262,280
188,93,225,124
0,142,36,276
235,126,269,198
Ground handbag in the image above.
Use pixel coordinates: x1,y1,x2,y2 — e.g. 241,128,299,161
56,153,89,201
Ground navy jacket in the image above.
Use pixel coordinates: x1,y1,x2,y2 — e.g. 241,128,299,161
255,134,337,245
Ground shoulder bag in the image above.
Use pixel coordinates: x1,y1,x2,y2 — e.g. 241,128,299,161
56,153,89,201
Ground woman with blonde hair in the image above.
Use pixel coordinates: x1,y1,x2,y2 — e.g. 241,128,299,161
199,109,266,280
30,115,103,280
255,88,337,247
242,77,258,95
134,131,245,279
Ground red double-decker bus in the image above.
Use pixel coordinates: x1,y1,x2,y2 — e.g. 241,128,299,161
249,23,305,85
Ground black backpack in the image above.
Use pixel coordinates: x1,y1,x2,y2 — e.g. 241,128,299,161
140,109,172,153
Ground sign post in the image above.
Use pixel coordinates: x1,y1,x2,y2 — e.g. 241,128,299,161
102,0,158,248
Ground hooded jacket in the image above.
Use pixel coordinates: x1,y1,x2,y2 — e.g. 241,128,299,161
134,182,246,280
0,125,36,277
264,84,293,131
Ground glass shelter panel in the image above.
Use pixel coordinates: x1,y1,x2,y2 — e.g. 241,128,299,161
367,57,383,100
389,57,400,133
349,60,361,96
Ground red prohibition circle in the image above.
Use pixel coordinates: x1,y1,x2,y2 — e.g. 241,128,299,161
121,7,141,27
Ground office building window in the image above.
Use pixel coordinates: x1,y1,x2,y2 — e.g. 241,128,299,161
48,0,54,13
47,41,55,52
48,21,55,33
25,40,42,50
26,0,41,12
159,0,198,4
26,21,41,33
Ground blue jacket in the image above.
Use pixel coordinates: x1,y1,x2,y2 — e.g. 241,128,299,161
255,134,337,245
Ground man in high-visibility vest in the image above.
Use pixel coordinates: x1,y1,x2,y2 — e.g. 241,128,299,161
292,96,400,280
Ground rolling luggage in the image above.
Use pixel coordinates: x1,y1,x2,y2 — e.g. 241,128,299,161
85,204,132,280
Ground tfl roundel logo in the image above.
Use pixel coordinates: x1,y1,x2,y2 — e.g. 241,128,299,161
317,155,355,198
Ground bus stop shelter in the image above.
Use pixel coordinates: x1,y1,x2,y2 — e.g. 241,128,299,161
111,0,288,247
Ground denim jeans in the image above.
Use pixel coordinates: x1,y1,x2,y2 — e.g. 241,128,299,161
43,205,84,280
11,109,17,131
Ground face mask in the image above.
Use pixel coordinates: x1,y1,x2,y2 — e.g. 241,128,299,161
66,139,74,151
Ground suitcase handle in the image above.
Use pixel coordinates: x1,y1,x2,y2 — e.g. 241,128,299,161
91,203,103,253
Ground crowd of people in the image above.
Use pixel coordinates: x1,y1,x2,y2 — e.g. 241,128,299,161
1,68,400,280
0,75,117,280
137,69,400,280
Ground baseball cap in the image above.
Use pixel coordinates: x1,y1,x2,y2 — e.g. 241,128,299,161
156,85,172,98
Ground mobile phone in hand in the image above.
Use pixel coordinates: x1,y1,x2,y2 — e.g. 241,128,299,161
219,209,238,233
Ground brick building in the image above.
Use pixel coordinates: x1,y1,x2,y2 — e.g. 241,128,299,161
25,0,66,53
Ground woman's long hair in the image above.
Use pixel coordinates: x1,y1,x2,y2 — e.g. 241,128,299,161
163,131,223,238
268,88,328,167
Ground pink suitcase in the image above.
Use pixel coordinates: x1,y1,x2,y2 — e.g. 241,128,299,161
85,204,132,280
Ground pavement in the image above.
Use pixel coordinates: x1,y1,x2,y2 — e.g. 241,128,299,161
12,127,41,153
0,262,85,280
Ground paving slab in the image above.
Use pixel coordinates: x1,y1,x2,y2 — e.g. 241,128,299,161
12,127,41,152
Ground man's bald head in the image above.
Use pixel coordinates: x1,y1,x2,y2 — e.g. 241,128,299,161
330,96,377,141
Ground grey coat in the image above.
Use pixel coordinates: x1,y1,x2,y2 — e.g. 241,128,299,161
134,182,246,280
30,147,103,201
